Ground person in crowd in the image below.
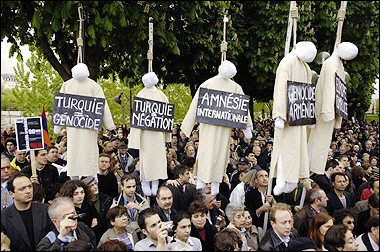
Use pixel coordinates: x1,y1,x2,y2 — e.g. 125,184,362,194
246,151,263,171
82,176,113,244
370,156,378,169
323,224,358,251
356,192,379,236
230,157,251,191
152,185,177,222
1,124,15,142
225,202,251,251
116,141,135,174
243,208,265,251
360,176,379,201
308,212,335,251
21,148,60,202
171,211,202,250
2,139,16,162
97,206,139,249
333,208,357,234
32,182,45,203
257,203,300,251
58,179,99,230
97,239,132,251
46,145,67,167
355,214,379,251
1,173,53,251
361,140,379,157
284,237,317,251
252,146,270,170
351,165,366,196
97,153,118,199
57,140,68,161
229,169,257,205
310,159,339,194
10,150,30,171
36,197,96,251
214,228,243,251
245,169,276,229
293,187,329,237
326,172,355,215
230,135,245,164
188,200,217,251
111,173,149,237
134,208,172,251
178,142,196,164
182,156,197,185
1,155,14,209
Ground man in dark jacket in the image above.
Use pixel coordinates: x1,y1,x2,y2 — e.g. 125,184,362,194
1,173,53,251
258,203,299,251
152,185,177,222
326,172,355,216
36,197,96,251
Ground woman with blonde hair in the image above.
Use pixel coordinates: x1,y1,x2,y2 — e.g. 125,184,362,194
229,169,257,205
309,212,335,251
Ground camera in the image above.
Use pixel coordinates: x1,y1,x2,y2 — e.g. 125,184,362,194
161,221,175,236
215,216,223,226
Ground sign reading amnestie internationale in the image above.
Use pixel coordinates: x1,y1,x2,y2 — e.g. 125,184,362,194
131,97,175,132
196,87,250,129
287,81,316,126
52,92,105,131
15,117,44,151
335,73,348,120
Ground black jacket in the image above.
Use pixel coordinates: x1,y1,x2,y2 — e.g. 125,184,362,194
190,221,217,251
91,191,113,243
1,203,54,251
97,172,118,199
310,173,332,194
326,190,355,215
165,182,196,212
245,187,268,228
258,227,299,251
152,203,177,222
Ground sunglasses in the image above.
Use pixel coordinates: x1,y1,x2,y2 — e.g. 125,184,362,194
345,221,355,225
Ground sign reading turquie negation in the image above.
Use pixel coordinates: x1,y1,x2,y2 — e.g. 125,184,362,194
335,73,348,120
287,81,316,126
131,97,175,132
52,92,105,131
196,88,250,129
15,117,44,151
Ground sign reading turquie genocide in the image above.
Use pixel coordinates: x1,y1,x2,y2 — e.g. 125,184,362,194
196,88,250,129
287,81,316,126
131,97,175,132
335,73,348,120
15,117,44,151
52,92,105,131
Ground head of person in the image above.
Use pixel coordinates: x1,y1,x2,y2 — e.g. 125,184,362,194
117,141,128,155
48,197,78,233
4,124,15,135
58,179,89,207
333,161,346,174
245,152,256,163
285,237,317,251
307,188,329,210
172,164,190,184
243,208,254,231
237,158,249,171
57,141,67,155
188,200,208,230
137,208,162,242
1,156,11,183
214,228,243,251
225,202,246,230
34,149,48,166
309,212,335,250
156,186,173,212
172,211,192,243
362,153,370,163
352,144,360,153
338,155,350,168
82,176,99,200
365,214,379,244
370,156,378,167
98,153,111,173
46,145,59,163
193,187,214,210
269,203,294,239
15,150,27,163
324,224,358,251
368,192,379,216
331,172,347,192
32,182,45,203
333,208,357,233
4,139,16,153
241,169,257,188
184,144,195,157
7,172,33,204
254,169,269,188
339,144,348,154
120,174,137,199
365,140,373,150
102,141,114,153
106,206,130,229
325,159,339,175
182,157,196,171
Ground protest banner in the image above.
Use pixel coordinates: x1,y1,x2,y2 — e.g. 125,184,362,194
335,73,348,120
52,92,105,131
287,81,316,126
131,97,175,132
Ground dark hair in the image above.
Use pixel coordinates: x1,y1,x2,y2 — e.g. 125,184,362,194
156,186,172,199
99,152,111,160
323,224,348,251
46,145,58,153
338,155,349,161
97,239,132,251
181,157,196,167
6,172,30,193
137,208,159,230
49,240,93,251
368,192,379,208
172,211,191,231
188,200,208,215
32,182,45,203
120,173,137,186
106,206,129,228
365,214,379,232
58,180,90,204
369,177,379,190
332,208,357,226
331,172,346,183
172,164,189,179
34,148,47,156
214,228,243,251
325,159,339,171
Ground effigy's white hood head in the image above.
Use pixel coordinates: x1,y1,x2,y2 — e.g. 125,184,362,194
142,72,159,88
295,41,317,63
337,42,358,60
217,60,237,79
72,63,90,80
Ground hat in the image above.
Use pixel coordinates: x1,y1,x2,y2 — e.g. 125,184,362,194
82,176,95,185
285,237,317,251
117,141,127,149
238,157,249,165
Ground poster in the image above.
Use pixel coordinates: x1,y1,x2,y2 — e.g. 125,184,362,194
15,117,44,151
287,81,316,126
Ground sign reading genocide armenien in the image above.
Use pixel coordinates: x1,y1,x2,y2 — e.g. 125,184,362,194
131,97,175,132
15,117,44,151
196,87,250,129
287,81,316,126
52,92,105,131
335,73,348,120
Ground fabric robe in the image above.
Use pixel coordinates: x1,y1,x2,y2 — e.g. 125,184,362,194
181,76,253,184
59,78,115,177
270,49,312,183
308,53,344,175
128,87,170,182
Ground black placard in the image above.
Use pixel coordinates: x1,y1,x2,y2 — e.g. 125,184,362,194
52,92,105,131
195,88,250,129
287,81,316,126
131,97,175,132
335,73,348,120
15,117,44,151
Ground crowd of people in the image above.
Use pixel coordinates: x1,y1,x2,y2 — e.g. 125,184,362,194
1,118,379,251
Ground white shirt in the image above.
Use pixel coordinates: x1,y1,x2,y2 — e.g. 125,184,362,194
273,229,290,247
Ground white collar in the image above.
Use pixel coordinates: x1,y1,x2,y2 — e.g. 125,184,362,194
369,233,379,251
273,229,290,247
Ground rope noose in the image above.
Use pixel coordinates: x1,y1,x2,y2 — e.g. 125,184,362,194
221,15,228,63
334,2,347,50
77,4,84,64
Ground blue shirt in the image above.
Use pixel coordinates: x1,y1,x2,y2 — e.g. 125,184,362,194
1,182,14,209
123,195,143,221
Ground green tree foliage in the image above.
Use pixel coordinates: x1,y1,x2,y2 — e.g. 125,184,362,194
1,1,379,120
